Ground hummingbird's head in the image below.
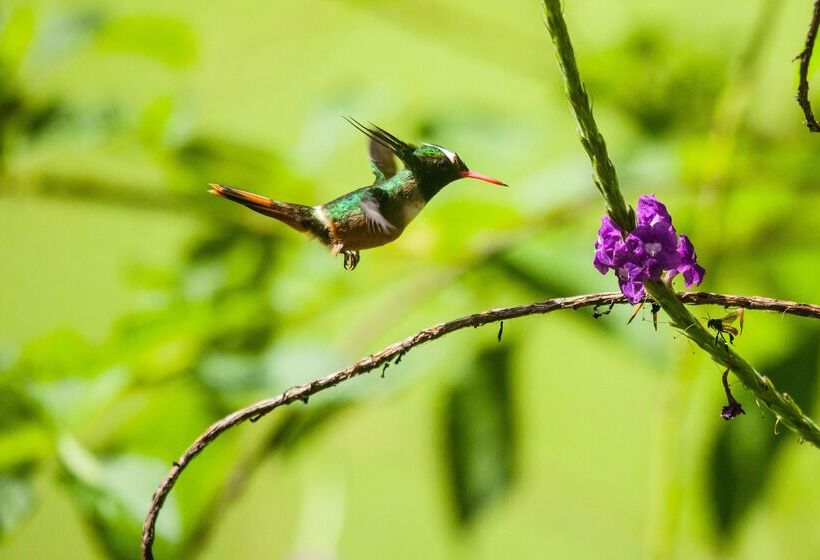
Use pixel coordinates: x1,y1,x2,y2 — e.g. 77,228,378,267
413,143,507,199
343,118,507,200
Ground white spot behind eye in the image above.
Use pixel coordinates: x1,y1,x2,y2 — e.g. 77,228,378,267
423,143,457,164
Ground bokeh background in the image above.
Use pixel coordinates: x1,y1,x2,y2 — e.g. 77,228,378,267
1,0,819,558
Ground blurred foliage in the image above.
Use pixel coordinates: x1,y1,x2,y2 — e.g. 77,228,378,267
709,328,820,537
0,0,819,559
585,27,727,136
444,346,516,525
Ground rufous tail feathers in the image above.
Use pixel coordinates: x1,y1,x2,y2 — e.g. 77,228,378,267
208,184,319,234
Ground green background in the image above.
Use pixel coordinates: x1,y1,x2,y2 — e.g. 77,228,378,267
1,0,819,558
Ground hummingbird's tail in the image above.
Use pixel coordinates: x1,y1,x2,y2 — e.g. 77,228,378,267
208,184,321,235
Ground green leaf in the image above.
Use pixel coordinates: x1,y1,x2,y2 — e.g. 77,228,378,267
12,329,97,381
0,424,51,471
174,134,304,191
443,346,517,525
267,401,349,453
708,328,820,536
28,367,130,431
0,7,36,73
0,475,35,539
93,15,197,68
0,364,52,471
58,436,180,559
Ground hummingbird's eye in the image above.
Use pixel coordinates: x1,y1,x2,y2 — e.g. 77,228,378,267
454,155,468,172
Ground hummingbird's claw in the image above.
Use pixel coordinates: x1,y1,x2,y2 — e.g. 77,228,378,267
343,251,360,271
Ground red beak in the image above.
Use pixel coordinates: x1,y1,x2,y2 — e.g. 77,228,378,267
459,170,508,186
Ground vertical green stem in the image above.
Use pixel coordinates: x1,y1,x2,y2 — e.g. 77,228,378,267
541,0,820,447
542,0,633,231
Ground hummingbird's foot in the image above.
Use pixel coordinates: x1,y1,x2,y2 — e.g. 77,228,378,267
343,251,360,271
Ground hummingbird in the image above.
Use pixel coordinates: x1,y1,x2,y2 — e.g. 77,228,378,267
209,118,507,270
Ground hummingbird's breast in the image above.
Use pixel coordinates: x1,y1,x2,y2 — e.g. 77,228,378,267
397,186,426,224
319,175,427,252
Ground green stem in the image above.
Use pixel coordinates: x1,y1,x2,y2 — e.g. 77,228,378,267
647,282,820,446
542,0,820,447
542,0,633,231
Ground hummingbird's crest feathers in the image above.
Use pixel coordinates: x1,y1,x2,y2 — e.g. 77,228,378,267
344,117,417,163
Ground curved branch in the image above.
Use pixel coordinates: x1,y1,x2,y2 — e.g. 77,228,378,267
796,0,820,132
678,292,820,319
141,291,820,559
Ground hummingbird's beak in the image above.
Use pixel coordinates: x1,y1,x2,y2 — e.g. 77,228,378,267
459,170,508,186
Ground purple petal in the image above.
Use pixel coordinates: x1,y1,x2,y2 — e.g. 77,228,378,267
676,234,705,288
631,222,680,278
597,215,622,239
616,262,646,304
593,253,610,274
636,194,672,227
681,263,706,288
721,401,745,421
593,216,625,274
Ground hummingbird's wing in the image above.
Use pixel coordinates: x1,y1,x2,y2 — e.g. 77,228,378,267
360,191,396,234
368,138,397,182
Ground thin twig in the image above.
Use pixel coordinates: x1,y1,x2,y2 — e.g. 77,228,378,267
796,0,820,132
678,292,820,319
141,291,820,558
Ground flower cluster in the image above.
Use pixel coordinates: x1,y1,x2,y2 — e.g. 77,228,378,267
593,195,705,304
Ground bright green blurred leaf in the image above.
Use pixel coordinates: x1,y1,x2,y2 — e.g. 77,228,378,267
58,436,180,559
0,424,52,471
93,15,197,68
0,7,36,72
12,330,97,381
28,367,130,430
0,475,35,539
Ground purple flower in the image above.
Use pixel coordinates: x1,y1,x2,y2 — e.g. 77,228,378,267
636,194,672,226
675,234,705,288
720,368,745,421
592,195,705,303
631,222,680,279
721,401,745,421
615,262,646,304
593,216,624,274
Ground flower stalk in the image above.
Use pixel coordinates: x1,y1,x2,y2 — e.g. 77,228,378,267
541,0,633,231
542,0,820,446
721,368,745,421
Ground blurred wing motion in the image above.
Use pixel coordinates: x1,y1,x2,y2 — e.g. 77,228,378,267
718,308,745,335
368,137,398,181
708,308,745,343
360,192,395,233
